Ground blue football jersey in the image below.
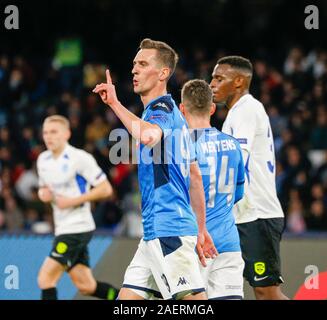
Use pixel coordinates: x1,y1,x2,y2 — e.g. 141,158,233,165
192,127,245,253
138,94,198,241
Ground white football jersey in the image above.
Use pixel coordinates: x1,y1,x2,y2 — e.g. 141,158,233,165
222,94,284,224
37,144,107,235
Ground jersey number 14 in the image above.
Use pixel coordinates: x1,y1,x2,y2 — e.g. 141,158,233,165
207,155,234,208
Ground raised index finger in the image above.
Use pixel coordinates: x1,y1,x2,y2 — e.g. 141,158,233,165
106,69,112,84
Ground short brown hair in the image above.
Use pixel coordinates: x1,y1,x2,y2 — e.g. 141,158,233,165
139,38,178,78
43,115,70,129
182,79,213,115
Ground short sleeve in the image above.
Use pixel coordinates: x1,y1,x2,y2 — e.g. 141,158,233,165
223,107,257,152
77,152,107,187
147,102,174,138
36,157,46,187
237,146,245,185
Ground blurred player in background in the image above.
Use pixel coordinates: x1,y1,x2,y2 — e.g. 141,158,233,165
37,115,118,300
180,79,245,300
93,39,217,300
210,56,289,300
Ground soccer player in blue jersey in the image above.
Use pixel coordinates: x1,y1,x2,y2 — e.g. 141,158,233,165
180,79,245,300
93,39,217,300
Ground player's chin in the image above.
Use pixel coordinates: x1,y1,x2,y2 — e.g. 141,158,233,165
213,95,224,104
133,86,142,94
45,144,55,151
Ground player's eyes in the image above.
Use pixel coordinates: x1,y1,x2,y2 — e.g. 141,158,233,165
133,62,147,67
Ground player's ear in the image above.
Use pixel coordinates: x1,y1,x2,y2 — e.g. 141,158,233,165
159,67,170,81
179,103,185,116
66,129,71,141
234,76,244,89
210,103,216,116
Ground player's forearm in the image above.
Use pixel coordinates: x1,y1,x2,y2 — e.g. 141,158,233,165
189,163,206,233
73,181,113,206
110,101,161,145
191,192,206,233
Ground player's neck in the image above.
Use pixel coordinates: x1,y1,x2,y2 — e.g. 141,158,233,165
227,90,249,109
140,86,167,108
51,144,67,159
187,118,211,129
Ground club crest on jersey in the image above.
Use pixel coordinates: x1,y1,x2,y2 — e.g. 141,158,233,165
254,262,266,275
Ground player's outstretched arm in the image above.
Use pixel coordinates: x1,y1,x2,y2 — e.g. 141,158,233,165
93,70,162,146
189,162,218,267
55,180,113,210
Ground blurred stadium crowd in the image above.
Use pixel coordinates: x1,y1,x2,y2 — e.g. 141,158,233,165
1,40,327,235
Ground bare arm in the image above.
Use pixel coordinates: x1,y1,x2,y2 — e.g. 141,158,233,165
55,180,113,210
189,162,206,233
190,162,218,266
108,101,162,147
93,70,162,146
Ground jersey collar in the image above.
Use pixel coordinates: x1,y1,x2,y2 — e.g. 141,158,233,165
230,93,252,111
51,143,70,160
191,127,218,142
192,127,217,132
144,94,172,110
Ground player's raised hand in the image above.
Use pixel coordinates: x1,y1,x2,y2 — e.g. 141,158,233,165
92,69,119,107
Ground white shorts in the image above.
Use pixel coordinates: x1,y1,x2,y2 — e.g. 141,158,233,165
200,251,244,300
122,236,205,300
